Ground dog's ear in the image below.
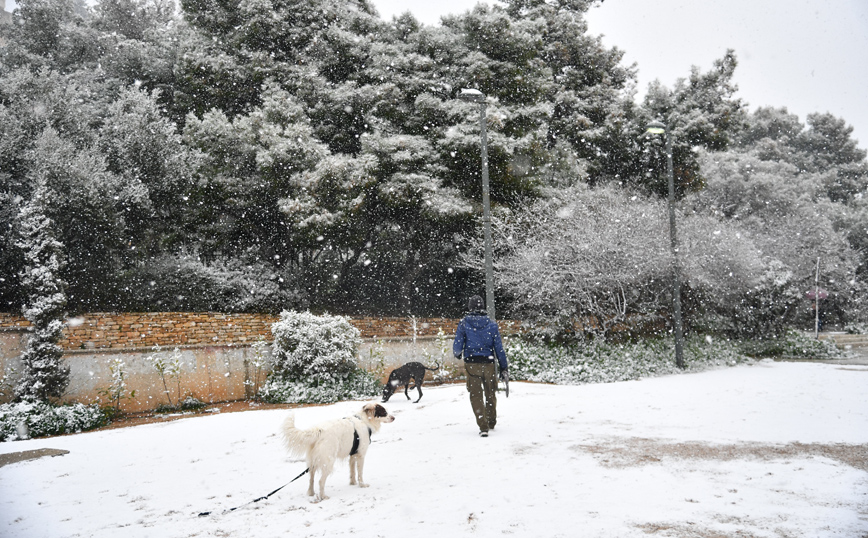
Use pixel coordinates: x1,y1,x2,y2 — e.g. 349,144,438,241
363,403,375,419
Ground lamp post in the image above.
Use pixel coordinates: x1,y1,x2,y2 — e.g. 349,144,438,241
646,120,684,369
458,88,496,320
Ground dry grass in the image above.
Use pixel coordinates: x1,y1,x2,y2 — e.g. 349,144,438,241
571,437,868,471
576,437,868,537
0,448,69,468
636,522,766,537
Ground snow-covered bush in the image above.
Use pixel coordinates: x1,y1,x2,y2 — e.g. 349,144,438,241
0,401,106,442
258,369,380,404
97,357,136,412
147,346,182,407
156,396,206,414
844,322,868,335
270,311,360,382
422,329,456,383
508,335,751,386
780,331,845,358
260,311,378,403
737,330,846,359
244,339,273,397
484,185,671,340
178,396,206,410
704,260,804,338
124,254,307,313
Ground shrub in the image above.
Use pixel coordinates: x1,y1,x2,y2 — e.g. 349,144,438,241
179,396,207,410
123,254,307,313
270,310,360,383
244,339,273,397
147,346,182,407
0,401,106,442
154,396,206,414
260,310,377,404
737,329,846,359
844,322,868,335
97,357,136,411
693,260,805,339
507,335,751,386
258,368,380,404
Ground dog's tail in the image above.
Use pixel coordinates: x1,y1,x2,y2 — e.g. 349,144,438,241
281,413,320,458
424,363,440,371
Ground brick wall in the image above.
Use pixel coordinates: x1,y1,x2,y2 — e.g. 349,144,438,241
0,312,516,350
0,312,522,411
0,314,29,329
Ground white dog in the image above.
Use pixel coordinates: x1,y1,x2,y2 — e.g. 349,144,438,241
282,402,395,502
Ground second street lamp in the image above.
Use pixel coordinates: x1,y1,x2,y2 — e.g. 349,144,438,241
458,88,496,321
646,120,685,369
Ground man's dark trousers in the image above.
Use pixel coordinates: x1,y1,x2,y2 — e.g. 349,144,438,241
465,361,497,433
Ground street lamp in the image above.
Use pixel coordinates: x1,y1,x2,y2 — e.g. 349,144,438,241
458,88,496,320
646,120,685,369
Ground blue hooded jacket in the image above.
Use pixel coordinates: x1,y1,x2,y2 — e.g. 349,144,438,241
453,313,508,370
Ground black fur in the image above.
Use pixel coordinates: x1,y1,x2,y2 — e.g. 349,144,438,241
382,362,439,403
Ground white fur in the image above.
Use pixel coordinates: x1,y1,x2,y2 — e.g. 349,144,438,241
281,403,395,502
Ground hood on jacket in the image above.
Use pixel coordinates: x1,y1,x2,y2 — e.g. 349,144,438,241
464,314,492,330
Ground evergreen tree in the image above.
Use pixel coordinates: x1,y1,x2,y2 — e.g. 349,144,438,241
4,0,100,71
633,51,745,198
0,193,26,309
1,0,863,324
14,187,70,402
98,86,197,257
691,148,861,332
22,127,131,310
731,107,868,283
736,107,868,201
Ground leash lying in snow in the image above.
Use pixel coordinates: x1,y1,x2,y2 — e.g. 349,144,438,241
197,466,310,517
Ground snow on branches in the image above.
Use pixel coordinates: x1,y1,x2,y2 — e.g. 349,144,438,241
14,192,70,402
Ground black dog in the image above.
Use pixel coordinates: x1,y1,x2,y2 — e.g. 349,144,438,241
382,362,439,403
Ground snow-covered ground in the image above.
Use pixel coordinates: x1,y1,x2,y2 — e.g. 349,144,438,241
1,360,866,538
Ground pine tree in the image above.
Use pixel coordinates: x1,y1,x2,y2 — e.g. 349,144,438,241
14,187,70,402
635,50,746,198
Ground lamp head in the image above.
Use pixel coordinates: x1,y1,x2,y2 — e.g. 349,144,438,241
458,88,485,103
646,120,666,134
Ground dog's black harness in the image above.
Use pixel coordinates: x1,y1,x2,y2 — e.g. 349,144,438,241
348,416,373,456
350,430,361,456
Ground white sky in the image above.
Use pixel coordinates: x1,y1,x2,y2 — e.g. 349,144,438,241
372,0,868,150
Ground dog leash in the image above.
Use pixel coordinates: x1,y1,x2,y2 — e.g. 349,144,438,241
197,466,310,517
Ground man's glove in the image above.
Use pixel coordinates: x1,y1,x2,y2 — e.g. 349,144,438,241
499,369,509,397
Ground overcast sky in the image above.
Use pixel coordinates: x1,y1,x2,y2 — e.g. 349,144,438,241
371,0,868,150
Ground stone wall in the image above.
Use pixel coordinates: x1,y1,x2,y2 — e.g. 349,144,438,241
0,312,470,350
0,312,519,412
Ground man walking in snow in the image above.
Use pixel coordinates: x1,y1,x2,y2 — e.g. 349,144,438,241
453,295,508,437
